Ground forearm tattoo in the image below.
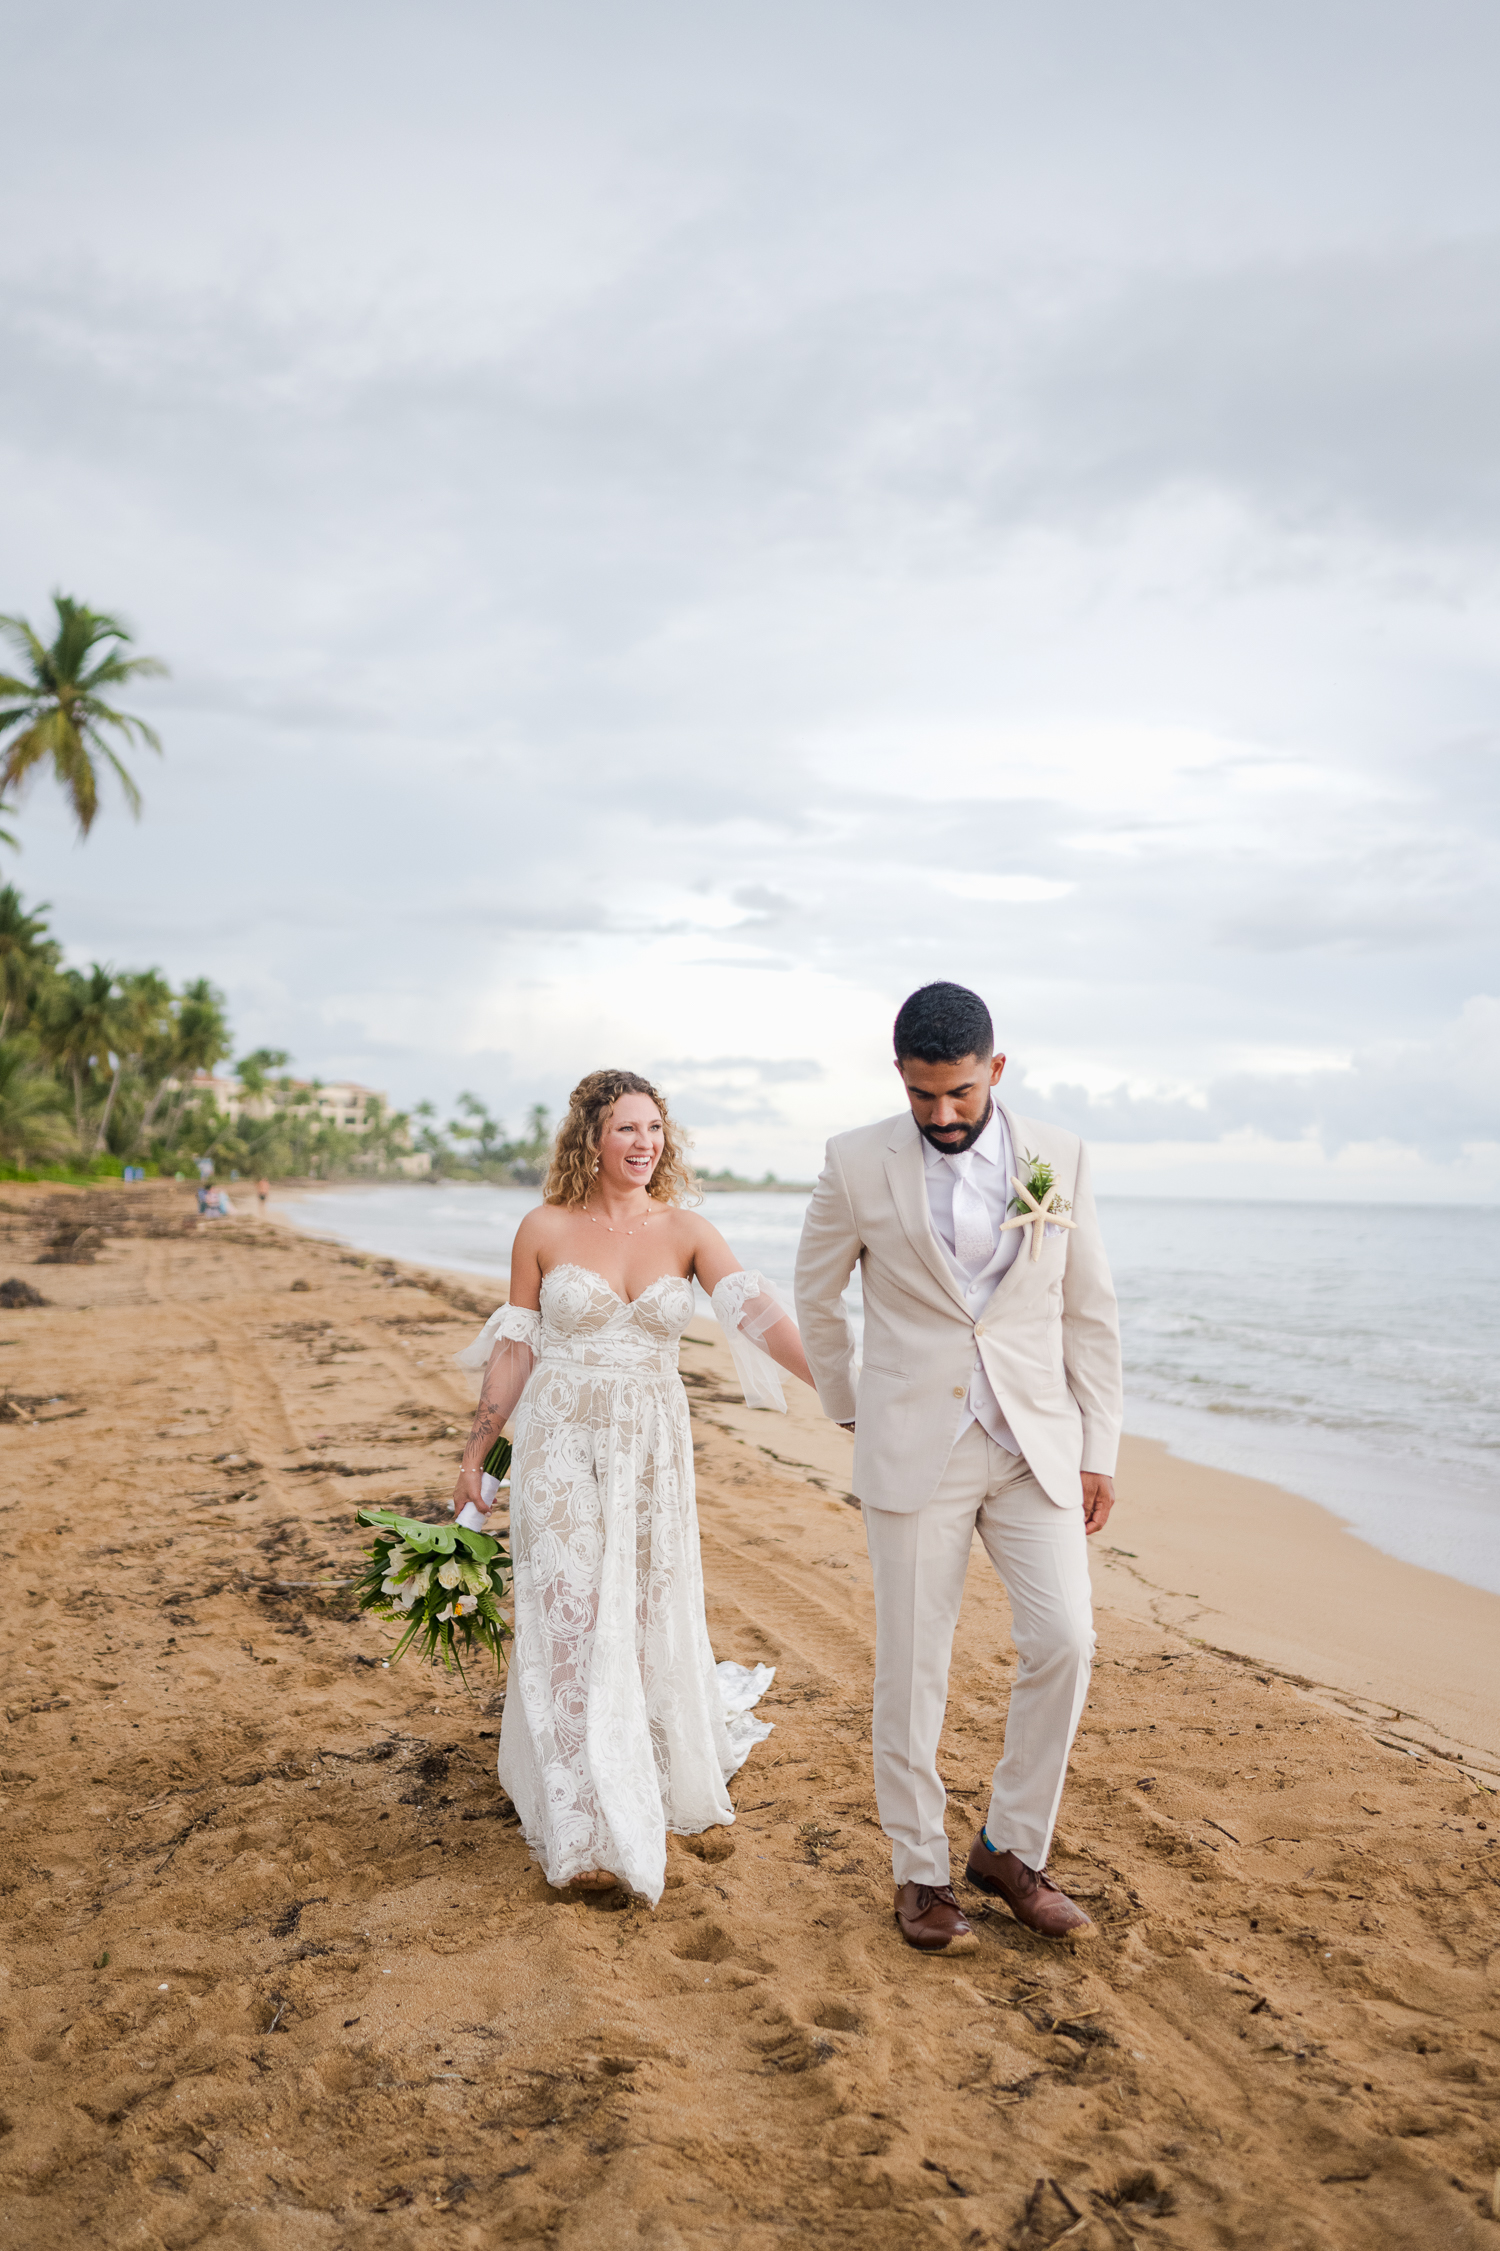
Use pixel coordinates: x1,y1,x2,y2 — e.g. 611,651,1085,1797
466,1401,505,1460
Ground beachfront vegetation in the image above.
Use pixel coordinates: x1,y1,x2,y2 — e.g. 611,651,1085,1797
0,1038,73,1169
424,1093,553,1183
0,591,558,1186
0,596,168,835
0,882,556,1184
0,884,412,1180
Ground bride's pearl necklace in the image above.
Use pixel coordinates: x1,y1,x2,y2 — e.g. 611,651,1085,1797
584,1200,654,1237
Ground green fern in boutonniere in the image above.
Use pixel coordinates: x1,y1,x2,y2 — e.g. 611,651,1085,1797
1007,1150,1071,1220
1001,1150,1078,1262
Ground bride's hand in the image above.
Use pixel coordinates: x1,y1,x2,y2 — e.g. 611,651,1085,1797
452,1463,488,1519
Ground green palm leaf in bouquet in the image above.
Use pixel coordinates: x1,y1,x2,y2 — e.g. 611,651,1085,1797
354,1505,512,1678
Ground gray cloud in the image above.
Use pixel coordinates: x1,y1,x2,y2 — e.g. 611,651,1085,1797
1,2,1497,1185
1014,243,1500,541
655,1057,824,1084
1026,995,1500,1157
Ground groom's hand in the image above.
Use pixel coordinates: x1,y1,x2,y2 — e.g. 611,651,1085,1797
1081,1473,1115,1534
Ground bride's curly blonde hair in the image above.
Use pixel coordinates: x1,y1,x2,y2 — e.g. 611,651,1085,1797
544,1068,697,1210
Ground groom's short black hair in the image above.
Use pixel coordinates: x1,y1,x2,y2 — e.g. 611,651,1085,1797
893,982,994,1065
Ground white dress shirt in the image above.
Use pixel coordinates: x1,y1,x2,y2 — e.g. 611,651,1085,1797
922,1103,1023,1456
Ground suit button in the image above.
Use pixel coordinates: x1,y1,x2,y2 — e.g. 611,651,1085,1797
952,1385,965,1398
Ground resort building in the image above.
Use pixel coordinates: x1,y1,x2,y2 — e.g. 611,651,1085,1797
171,1073,431,1173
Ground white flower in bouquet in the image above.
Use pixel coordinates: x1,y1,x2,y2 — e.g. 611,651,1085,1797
436,1590,482,1621
390,1560,434,1610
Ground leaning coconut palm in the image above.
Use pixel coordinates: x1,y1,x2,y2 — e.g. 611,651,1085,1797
0,1040,72,1169
0,597,168,836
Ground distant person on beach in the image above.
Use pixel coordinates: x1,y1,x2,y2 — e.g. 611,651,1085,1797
256,1178,270,1209
451,1068,816,1903
795,981,1123,1957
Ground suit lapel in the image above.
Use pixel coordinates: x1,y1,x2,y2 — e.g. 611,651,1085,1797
883,1118,970,1313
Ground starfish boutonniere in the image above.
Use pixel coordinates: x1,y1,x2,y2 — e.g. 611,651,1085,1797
1000,1150,1077,1263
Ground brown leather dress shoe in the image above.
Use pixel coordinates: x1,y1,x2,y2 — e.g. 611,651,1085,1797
893,1882,979,1954
964,1834,1092,1937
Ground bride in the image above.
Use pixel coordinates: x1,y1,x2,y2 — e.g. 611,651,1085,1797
451,1068,814,1904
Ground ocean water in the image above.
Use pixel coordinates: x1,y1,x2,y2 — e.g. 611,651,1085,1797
280,1183,1500,1596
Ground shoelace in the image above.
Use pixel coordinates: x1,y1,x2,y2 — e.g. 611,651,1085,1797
914,1885,962,1913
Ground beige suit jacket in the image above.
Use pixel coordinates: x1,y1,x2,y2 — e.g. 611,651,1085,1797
794,1104,1123,1513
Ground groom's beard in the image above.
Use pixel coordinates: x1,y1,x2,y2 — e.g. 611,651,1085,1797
918,1099,993,1157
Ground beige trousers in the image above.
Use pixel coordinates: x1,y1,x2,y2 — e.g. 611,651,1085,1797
863,1420,1095,1887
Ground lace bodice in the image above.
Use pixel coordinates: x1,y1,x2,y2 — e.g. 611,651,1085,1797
458,1262,771,1388
537,1263,694,1367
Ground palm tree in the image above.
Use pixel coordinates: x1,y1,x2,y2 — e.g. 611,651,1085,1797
0,886,59,1040
0,596,168,836
38,964,122,1146
93,967,176,1157
234,1047,291,1099
151,978,231,1149
450,1090,507,1164
0,1039,72,1168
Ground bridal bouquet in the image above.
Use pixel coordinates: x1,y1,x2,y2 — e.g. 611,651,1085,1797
355,1484,512,1677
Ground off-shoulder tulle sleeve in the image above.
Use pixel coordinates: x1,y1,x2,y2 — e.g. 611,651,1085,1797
710,1270,789,1412
454,1302,542,1373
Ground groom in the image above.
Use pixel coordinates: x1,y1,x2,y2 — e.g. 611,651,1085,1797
795,982,1123,1954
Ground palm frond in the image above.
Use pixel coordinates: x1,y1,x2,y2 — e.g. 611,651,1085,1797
94,740,143,820
0,719,49,787
80,652,170,691
80,700,163,755
49,718,99,833
53,597,131,677
0,618,49,672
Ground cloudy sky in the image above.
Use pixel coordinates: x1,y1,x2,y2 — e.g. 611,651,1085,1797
4,0,1497,1194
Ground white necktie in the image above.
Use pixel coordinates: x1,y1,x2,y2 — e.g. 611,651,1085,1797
948,1155,993,1275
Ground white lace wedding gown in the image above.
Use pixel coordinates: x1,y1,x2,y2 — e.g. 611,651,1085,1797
456,1264,784,1904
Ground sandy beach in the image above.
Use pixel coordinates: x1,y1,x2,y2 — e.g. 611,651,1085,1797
3,1181,1499,2248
